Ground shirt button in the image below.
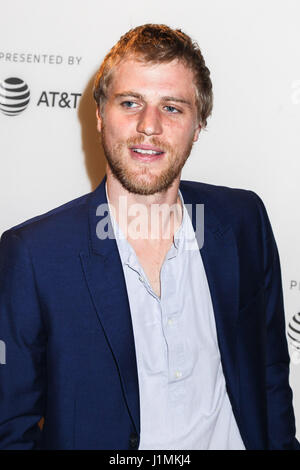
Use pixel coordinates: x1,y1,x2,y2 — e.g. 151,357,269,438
129,432,139,449
175,371,182,378
167,318,173,325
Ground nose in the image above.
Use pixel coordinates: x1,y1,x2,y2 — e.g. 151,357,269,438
136,105,163,136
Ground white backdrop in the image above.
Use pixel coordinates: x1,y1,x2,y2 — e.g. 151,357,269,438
1,0,299,441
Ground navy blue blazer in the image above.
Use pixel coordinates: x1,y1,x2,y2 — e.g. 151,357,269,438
0,176,299,450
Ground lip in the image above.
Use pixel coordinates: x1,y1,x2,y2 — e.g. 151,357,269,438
129,145,165,162
129,144,164,152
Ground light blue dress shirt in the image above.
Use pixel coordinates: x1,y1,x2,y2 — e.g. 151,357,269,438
106,184,245,450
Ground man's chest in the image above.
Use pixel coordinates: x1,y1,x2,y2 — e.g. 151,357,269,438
128,239,174,298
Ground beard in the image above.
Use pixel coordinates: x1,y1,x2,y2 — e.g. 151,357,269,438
101,126,194,196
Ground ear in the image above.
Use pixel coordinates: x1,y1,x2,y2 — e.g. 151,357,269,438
193,122,202,142
96,107,102,132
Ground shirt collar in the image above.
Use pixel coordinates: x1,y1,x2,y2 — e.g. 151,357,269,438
105,182,186,266
173,188,185,250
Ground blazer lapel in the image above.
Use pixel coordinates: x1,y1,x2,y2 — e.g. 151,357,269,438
180,182,240,415
80,176,140,435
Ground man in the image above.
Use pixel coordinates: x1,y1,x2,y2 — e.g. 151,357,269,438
0,24,299,450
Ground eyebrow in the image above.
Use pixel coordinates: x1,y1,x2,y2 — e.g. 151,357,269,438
114,91,193,107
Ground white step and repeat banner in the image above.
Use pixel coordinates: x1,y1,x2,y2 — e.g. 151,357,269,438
1,0,300,442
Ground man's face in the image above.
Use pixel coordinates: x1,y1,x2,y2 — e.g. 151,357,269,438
96,57,201,195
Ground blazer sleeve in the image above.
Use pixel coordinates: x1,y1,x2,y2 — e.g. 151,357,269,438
253,193,300,450
0,229,47,449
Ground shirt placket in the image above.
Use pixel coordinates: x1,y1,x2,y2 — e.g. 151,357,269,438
160,259,186,405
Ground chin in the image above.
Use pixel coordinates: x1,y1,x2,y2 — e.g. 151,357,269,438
108,157,180,195
121,173,173,195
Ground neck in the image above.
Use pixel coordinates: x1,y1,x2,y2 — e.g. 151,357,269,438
105,165,183,244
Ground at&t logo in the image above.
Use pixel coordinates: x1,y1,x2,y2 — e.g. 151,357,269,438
0,77,30,116
288,312,300,365
0,76,82,116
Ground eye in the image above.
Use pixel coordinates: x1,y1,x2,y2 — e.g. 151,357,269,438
121,101,139,109
164,105,181,114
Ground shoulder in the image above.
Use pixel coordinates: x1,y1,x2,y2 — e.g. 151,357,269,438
180,179,271,240
180,179,261,208
0,190,93,254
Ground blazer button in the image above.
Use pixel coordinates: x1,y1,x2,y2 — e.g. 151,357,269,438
129,432,139,449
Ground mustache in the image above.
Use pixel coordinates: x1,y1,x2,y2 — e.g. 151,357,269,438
126,136,173,153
